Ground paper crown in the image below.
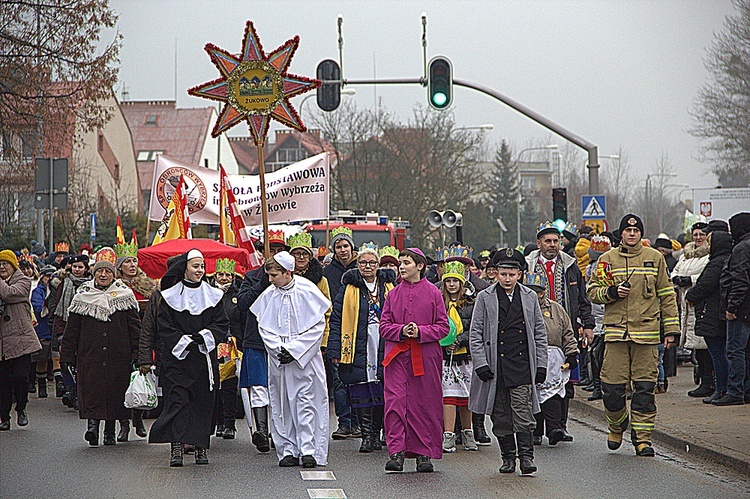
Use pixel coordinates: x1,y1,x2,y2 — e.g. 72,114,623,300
55,241,70,253
379,245,399,261
359,241,379,254
562,222,578,236
317,246,329,258
331,226,353,239
287,231,312,250
114,241,138,260
536,221,560,237
215,258,237,274
268,229,287,246
436,245,473,262
95,247,117,266
524,272,547,290
590,235,612,254
479,250,491,258
442,261,466,283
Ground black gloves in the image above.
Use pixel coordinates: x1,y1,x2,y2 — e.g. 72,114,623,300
673,276,692,287
565,354,578,371
475,365,494,382
191,333,205,345
278,347,294,365
535,367,547,385
607,286,621,300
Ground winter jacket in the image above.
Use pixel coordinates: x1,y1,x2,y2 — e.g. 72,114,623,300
538,294,578,356
31,281,52,341
237,266,271,351
575,238,591,278
721,213,750,324
294,257,332,347
526,249,595,333
686,231,733,338
672,241,710,349
327,268,397,384
587,241,679,344
0,269,41,360
323,253,358,304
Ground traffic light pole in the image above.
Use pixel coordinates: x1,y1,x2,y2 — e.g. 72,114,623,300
336,76,602,195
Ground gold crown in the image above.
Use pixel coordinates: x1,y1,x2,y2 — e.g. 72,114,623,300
359,241,379,253
536,221,560,236
378,245,399,260
436,246,473,262
268,229,286,246
442,261,466,283
330,226,353,239
215,258,237,274
96,247,118,266
55,241,70,253
524,272,547,289
114,241,138,260
287,231,312,249
563,222,578,235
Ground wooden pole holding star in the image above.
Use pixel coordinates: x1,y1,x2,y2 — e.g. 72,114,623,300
188,21,320,258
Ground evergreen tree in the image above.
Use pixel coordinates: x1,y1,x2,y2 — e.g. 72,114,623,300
488,140,519,245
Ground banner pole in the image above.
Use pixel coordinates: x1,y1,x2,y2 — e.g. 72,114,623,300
256,142,270,258
145,218,151,245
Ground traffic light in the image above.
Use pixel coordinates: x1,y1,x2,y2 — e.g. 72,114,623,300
552,188,568,225
316,59,341,112
428,56,453,110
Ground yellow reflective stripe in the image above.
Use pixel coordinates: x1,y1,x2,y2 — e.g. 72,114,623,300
631,422,654,430
610,268,658,275
607,411,628,425
663,318,679,325
628,331,660,338
657,287,674,297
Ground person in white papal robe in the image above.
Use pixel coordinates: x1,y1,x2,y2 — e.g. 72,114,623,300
250,251,330,468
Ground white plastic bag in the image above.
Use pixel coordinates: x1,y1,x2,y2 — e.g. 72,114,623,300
124,370,158,410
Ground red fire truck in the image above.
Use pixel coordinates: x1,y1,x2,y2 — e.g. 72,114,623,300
305,211,411,250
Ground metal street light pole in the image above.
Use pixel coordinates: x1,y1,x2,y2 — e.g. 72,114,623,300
516,145,558,246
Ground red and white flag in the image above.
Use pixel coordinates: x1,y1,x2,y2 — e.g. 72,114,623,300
219,165,262,270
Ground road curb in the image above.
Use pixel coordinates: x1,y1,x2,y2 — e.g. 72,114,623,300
569,398,750,477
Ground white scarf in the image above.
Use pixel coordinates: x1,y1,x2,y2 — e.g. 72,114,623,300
68,279,137,322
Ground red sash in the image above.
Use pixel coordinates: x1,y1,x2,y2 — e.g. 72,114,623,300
382,337,424,377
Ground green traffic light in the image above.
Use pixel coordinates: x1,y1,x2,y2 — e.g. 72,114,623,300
432,92,448,107
553,219,567,232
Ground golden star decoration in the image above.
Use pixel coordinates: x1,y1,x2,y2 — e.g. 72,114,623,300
188,21,320,146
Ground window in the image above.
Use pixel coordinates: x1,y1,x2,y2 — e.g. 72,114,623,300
145,114,157,125
114,163,120,181
20,130,37,158
98,132,104,151
137,150,150,161
1,131,11,160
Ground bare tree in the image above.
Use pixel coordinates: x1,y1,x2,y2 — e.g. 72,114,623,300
690,0,750,187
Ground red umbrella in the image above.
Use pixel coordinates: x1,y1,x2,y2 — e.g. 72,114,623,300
138,239,256,279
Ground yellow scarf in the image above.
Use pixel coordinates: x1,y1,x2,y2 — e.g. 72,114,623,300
340,281,394,364
447,302,467,355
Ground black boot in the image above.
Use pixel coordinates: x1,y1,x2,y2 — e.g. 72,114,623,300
222,421,236,439
170,442,183,467
472,412,491,446
588,380,603,401
85,419,100,447
516,432,537,475
195,447,209,464
117,420,130,442
37,376,48,398
560,398,573,442
133,410,147,438
62,385,77,410
251,407,270,452
55,378,65,398
498,435,517,473
688,377,715,398
103,420,116,445
372,406,383,450
358,408,376,453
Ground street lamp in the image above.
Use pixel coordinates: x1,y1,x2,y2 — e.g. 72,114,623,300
516,145,559,246
645,172,677,233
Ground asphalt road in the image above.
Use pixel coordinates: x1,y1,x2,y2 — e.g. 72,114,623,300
1,395,747,499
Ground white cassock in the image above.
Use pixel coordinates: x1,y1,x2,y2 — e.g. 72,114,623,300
250,276,331,465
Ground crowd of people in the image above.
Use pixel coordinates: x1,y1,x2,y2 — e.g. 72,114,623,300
1,211,749,477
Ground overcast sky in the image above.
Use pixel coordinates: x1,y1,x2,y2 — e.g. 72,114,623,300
110,0,735,194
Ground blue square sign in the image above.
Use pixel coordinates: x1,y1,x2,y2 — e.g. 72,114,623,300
581,195,606,220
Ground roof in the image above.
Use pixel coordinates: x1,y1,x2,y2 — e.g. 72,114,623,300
120,100,213,190
229,129,334,175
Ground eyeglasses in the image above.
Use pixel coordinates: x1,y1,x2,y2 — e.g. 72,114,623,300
291,252,310,259
358,261,378,267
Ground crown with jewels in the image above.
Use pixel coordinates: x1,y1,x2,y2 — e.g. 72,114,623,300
590,235,612,254
215,258,237,274
54,241,70,253
378,246,399,260
436,245,473,262
286,231,312,250
359,241,379,254
331,226,353,239
524,271,547,290
268,229,287,246
95,247,118,266
442,261,466,283
563,221,578,235
536,221,560,237
114,241,138,260
479,250,491,259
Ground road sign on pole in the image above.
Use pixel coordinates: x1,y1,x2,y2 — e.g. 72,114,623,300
581,195,606,220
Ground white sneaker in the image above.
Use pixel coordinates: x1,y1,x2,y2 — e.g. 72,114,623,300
442,431,456,453
462,429,478,451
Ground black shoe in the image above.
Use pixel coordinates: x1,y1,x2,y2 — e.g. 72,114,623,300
635,443,655,457
214,424,224,438
688,384,714,398
712,394,744,406
532,435,542,446
170,442,183,467
302,455,317,468
0,420,9,431
117,420,130,442
561,430,573,442
331,426,352,440
37,378,48,398
279,455,299,467
359,435,376,453
16,410,28,427
85,419,100,446
28,379,36,393
588,388,603,401
498,435,517,474
385,451,405,472
55,380,65,398
133,411,147,438
472,413,492,446
582,383,596,392
252,431,270,452
62,388,77,410
222,427,236,439
103,432,116,445
416,455,433,473
548,429,565,446
704,391,724,404
195,447,209,465
350,426,362,438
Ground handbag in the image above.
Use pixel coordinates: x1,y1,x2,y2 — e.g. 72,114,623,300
124,370,158,410
219,338,242,382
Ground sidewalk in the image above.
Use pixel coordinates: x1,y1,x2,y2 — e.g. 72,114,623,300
570,364,750,476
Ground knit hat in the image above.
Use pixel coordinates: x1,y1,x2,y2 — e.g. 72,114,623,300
0,250,19,270
329,226,355,251
619,214,644,235
39,265,57,276
442,261,466,283
31,241,46,256
587,235,612,260
92,247,117,274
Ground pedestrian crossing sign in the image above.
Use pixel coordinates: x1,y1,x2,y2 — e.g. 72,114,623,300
581,195,606,220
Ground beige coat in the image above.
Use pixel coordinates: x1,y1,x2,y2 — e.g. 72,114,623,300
539,295,579,357
0,269,41,360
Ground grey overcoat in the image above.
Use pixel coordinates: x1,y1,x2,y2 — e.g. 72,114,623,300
468,283,547,415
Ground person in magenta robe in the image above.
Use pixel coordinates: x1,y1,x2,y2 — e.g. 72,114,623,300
380,248,449,473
